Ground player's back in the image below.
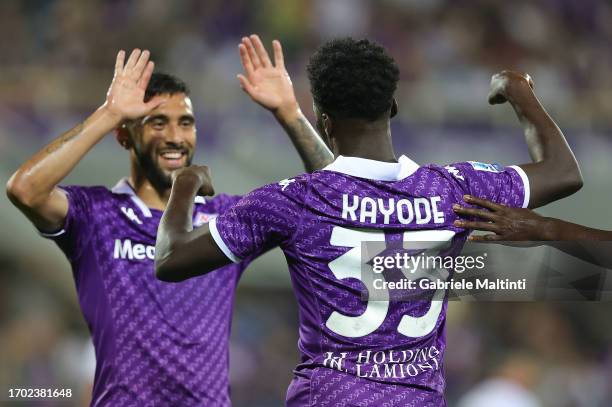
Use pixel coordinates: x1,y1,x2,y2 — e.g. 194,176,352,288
283,156,464,393
211,154,528,406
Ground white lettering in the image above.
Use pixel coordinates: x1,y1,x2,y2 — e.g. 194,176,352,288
414,198,432,224
113,239,155,261
341,195,446,225
360,197,377,224
431,196,444,224
397,199,414,224
342,194,359,221
378,198,395,224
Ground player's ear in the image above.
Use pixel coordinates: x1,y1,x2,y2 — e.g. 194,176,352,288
322,113,333,139
390,99,398,118
115,124,133,150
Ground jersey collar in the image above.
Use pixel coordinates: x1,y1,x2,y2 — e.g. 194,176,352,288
111,178,205,218
322,155,419,181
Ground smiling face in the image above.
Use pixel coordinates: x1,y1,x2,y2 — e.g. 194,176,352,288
126,92,197,190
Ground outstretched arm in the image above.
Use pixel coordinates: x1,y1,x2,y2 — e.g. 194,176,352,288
454,195,612,241
453,195,612,267
6,49,165,232
238,34,333,172
488,71,583,208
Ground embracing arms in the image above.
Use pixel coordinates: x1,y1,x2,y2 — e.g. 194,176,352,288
454,195,611,242
453,196,612,267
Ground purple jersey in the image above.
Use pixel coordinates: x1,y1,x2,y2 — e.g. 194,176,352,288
210,155,528,407
40,179,249,406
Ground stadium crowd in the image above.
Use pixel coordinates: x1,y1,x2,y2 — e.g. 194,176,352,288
1,1,611,406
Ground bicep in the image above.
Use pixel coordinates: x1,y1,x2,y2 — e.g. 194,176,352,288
15,187,69,233
518,161,584,209
517,163,547,208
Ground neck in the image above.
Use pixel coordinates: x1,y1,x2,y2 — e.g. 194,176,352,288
130,165,171,211
332,118,396,162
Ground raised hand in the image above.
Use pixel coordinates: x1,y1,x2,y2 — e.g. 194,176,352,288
103,49,166,121
237,35,299,120
488,70,535,105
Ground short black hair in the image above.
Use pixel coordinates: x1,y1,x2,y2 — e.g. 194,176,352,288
307,38,400,121
144,72,190,102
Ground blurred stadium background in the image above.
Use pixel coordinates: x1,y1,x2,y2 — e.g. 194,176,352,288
1,0,612,405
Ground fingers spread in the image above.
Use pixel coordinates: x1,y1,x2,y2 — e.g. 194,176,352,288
463,195,502,211
250,34,272,67
454,220,499,232
453,205,497,221
133,49,150,78
243,37,262,69
114,50,126,77
238,43,255,77
137,61,155,90
468,234,502,242
272,39,284,69
124,49,142,72
237,74,256,96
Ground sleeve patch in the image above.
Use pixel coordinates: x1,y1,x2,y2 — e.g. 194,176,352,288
468,161,504,173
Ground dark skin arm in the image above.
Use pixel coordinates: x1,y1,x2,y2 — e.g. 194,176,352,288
453,195,612,267
488,71,583,208
238,34,333,172
157,36,334,282
155,166,231,282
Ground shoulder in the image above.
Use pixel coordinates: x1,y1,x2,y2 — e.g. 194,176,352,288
59,185,115,206
229,174,311,214
423,161,506,181
203,193,243,214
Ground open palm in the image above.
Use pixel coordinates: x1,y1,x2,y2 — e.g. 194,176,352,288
104,49,165,120
237,35,298,117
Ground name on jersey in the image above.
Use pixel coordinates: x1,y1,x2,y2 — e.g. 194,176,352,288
113,239,155,261
342,194,445,225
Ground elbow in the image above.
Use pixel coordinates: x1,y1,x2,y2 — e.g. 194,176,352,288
566,173,583,195
154,257,185,283
6,172,34,208
562,160,584,196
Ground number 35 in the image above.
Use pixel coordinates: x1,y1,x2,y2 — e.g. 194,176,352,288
325,226,455,338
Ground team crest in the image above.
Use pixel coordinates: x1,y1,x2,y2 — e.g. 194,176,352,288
194,212,217,227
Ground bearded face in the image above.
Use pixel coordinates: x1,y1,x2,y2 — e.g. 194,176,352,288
126,93,197,190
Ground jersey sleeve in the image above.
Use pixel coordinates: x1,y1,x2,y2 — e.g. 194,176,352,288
38,185,94,261
208,180,304,263
444,161,530,208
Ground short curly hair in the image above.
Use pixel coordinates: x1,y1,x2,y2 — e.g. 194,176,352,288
307,38,400,121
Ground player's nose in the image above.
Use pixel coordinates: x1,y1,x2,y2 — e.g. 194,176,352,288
164,123,183,143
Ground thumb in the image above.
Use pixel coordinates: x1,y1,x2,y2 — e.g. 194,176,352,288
144,95,167,111
237,74,257,97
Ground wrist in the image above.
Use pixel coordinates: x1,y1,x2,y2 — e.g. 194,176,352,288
505,80,534,104
540,217,561,240
98,104,125,128
274,102,302,124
